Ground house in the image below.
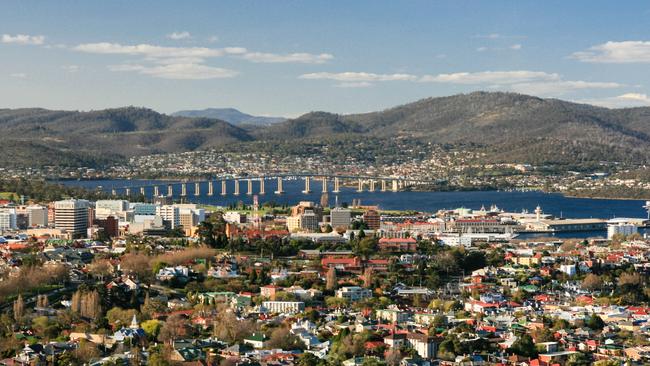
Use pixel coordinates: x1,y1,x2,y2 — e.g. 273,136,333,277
262,301,305,314
378,237,417,252
336,286,372,302
244,333,267,349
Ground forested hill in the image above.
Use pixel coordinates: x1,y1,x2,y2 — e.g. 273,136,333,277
258,92,650,164
2,92,650,168
0,107,252,167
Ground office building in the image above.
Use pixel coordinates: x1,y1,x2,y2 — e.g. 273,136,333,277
156,205,180,229
330,207,352,229
54,199,90,238
95,200,129,219
27,205,48,227
363,209,381,230
0,209,17,232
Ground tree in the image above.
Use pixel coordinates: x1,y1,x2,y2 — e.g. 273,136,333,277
12,294,24,322
363,267,373,288
510,334,537,358
566,352,591,366
106,307,138,329
120,253,153,284
355,237,377,260
325,296,348,309
462,251,486,272
74,340,100,364
435,251,459,276
297,352,319,366
385,350,402,366
159,314,191,345
581,274,603,291
585,314,605,331
142,319,162,340
212,308,256,343
326,267,337,291
88,259,113,281
32,316,60,340
267,327,305,350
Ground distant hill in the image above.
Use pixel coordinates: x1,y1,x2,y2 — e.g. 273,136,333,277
0,107,252,167
3,92,650,169
259,92,650,164
172,108,285,126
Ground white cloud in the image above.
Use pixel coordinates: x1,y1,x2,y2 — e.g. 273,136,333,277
242,52,333,64
476,47,488,52
109,63,238,80
571,41,650,63
420,70,560,84
73,42,230,59
510,44,522,50
167,31,191,40
578,93,650,108
334,81,373,88
1,34,45,45
300,71,417,82
9,72,27,78
300,69,623,96
207,35,219,43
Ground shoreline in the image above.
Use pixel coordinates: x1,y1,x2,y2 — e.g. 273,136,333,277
52,178,650,202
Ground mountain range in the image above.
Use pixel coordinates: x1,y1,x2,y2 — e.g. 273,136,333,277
171,108,285,126
2,91,650,169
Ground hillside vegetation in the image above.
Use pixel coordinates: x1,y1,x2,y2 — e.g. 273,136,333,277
2,92,650,168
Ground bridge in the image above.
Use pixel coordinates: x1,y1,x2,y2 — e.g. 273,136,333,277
107,174,441,199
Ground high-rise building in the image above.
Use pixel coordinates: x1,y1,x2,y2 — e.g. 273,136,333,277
300,211,319,232
156,205,180,229
54,199,90,238
27,205,48,227
132,203,158,216
330,207,352,229
291,201,323,221
0,209,17,232
95,200,129,219
93,215,119,238
363,209,381,230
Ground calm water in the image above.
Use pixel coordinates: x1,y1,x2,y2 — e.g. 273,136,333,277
59,179,649,220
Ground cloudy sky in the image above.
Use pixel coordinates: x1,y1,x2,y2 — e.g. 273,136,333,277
2,0,650,116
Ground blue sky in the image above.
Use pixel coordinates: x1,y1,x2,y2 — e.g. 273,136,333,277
1,0,650,116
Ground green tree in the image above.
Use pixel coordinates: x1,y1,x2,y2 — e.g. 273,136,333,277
510,334,537,358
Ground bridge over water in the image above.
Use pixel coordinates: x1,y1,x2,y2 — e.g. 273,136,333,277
107,174,441,200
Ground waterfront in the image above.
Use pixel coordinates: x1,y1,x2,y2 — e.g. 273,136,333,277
59,179,649,220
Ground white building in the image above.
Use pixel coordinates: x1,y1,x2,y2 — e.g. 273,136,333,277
607,221,637,240
95,200,129,220
0,209,17,232
54,199,90,238
223,211,247,224
336,286,372,302
262,301,305,314
156,205,180,229
560,264,576,276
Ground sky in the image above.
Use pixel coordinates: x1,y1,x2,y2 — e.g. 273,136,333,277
1,0,650,116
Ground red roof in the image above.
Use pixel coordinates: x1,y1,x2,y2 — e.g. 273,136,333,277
378,237,417,244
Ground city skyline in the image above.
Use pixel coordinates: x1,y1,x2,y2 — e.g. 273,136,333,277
1,0,650,116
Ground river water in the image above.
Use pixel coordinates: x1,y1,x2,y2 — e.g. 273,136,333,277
59,179,650,239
